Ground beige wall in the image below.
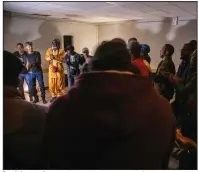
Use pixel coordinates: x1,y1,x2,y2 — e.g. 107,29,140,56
3,15,197,89
98,19,197,70
4,15,98,87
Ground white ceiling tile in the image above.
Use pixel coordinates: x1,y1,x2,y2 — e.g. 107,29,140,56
48,2,113,9
4,2,33,10
112,2,156,13
170,2,197,15
170,2,197,5
157,4,193,16
3,1,197,23
4,2,46,8
28,3,67,11
146,10,175,17
140,2,170,8
114,2,145,8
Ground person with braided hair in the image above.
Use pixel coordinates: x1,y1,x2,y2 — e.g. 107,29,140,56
45,39,66,102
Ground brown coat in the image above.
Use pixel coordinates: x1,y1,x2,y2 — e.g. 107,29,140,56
4,86,47,169
42,71,175,170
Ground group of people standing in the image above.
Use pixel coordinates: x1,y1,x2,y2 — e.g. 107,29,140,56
109,37,197,169
4,36,197,170
127,38,197,169
13,42,47,104
13,39,92,104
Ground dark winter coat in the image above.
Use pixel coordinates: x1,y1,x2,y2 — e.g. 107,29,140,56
42,71,175,170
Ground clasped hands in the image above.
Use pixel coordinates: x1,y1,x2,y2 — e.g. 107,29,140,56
50,54,55,60
169,74,183,84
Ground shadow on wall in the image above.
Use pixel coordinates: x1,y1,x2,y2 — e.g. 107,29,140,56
32,21,62,60
4,17,63,88
99,17,197,69
135,18,197,69
3,16,62,68
30,21,62,88
3,16,31,52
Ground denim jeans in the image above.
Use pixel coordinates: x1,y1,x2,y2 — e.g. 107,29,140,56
67,75,75,88
28,72,45,98
18,74,29,98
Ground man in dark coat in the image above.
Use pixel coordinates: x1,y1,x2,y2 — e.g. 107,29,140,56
170,50,197,170
189,40,197,52
80,47,92,73
170,49,197,141
177,43,194,81
64,45,84,88
24,42,47,104
154,44,176,101
13,43,29,100
171,43,194,120
41,41,175,170
3,50,47,169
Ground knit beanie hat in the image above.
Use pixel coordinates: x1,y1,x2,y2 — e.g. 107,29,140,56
141,44,150,54
91,41,132,72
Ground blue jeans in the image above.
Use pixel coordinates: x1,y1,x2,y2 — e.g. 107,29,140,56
67,75,75,88
18,74,30,99
67,75,79,88
28,72,45,98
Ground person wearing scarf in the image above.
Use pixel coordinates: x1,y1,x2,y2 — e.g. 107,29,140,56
141,44,152,71
130,42,149,77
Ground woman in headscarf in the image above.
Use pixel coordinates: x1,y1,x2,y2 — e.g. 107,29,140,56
141,44,152,72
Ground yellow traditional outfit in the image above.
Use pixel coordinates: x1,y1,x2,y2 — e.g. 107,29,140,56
45,48,65,97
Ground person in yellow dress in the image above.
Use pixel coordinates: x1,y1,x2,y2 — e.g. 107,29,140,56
45,39,65,102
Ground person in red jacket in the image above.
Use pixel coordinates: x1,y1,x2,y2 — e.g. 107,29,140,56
130,42,149,77
41,41,175,170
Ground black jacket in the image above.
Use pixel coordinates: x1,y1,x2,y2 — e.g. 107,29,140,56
41,72,175,170
24,51,42,73
154,56,176,100
64,52,85,76
13,51,28,74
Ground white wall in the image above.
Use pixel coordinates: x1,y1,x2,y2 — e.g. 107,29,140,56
4,15,98,87
4,15,197,88
98,19,197,70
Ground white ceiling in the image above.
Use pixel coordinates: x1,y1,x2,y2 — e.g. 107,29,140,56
3,1,197,23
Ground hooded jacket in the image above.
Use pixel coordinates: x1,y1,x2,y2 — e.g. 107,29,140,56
42,71,175,170
4,86,47,169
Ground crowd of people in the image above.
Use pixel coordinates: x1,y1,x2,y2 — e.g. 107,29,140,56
3,37,197,170
12,39,92,104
